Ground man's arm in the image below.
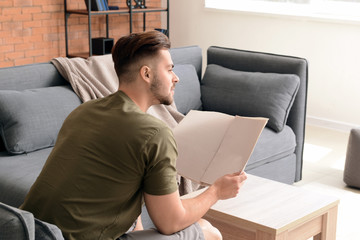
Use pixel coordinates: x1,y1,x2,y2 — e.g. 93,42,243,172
144,171,247,235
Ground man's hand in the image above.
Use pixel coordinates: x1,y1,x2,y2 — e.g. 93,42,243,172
210,171,247,200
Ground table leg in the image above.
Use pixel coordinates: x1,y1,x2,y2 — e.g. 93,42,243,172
319,205,338,240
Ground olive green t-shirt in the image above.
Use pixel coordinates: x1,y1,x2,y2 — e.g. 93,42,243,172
21,91,179,240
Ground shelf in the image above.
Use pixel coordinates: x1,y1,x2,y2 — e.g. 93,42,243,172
64,0,169,57
66,7,167,16
131,7,168,13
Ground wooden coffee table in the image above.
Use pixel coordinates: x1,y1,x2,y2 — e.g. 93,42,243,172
184,174,339,240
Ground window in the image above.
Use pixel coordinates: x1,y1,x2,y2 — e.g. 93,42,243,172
205,0,360,22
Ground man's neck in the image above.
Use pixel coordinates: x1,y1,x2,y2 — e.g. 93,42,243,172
119,85,155,113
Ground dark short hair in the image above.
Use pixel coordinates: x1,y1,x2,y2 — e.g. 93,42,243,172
112,31,171,83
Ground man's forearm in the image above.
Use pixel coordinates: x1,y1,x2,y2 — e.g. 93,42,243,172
144,187,219,235
177,172,246,231
144,172,246,235
180,186,219,225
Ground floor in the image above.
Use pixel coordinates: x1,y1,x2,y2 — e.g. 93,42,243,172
294,125,360,240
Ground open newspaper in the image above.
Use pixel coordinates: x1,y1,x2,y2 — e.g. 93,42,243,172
173,110,268,186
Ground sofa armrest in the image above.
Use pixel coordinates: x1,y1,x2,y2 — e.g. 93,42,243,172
0,202,64,240
0,202,35,239
206,46,308,182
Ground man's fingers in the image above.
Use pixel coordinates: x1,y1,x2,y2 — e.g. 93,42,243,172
230,171,241,176
230,171,247,180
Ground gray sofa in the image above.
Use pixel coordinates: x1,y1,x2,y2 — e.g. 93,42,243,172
0,46,308,238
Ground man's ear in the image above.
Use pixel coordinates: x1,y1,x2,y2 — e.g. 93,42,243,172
140,65,151,83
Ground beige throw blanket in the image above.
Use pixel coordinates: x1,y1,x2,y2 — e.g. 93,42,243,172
51,55,200,195
51,55,118,102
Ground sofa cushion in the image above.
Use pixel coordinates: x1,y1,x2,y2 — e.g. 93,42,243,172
173,64,202,114
246,125,296,168
0,85,81,154
0,148,53,208
201,64,300,132
0,202,35,240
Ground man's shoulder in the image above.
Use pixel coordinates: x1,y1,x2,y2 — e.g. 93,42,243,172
137,112,172,138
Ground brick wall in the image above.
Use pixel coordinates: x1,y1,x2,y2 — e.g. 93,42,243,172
0,0,163,67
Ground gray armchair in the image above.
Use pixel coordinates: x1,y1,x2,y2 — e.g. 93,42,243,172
201,46,308,182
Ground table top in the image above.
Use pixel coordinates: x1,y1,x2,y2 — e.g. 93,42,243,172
183,174,339,233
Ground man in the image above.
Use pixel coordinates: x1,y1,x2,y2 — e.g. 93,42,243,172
21,31,247,240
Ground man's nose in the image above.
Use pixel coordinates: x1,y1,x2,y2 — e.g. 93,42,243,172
173,73,179,83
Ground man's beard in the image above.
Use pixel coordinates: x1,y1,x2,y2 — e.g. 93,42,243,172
150,75,173,106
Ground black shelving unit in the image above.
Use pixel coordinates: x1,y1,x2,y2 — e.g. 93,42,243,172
64,0,169,58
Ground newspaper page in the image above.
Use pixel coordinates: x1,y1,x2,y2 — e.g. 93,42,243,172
173,110,268,185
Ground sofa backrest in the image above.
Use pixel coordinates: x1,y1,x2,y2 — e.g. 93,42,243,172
170,46,203,114
206,46,308,181
0,63,67,91
0,46,203,153
170,46,202,80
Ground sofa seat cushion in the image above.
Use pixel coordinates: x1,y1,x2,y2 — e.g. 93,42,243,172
246,125,296,170
0,148,52,208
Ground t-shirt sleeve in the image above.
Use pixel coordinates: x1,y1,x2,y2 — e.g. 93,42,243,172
142,126,179,195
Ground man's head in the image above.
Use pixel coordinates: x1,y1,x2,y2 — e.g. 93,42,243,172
112,30,171,84
112,31,178,107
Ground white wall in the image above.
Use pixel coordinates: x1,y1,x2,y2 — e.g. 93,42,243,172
169,0,360,131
